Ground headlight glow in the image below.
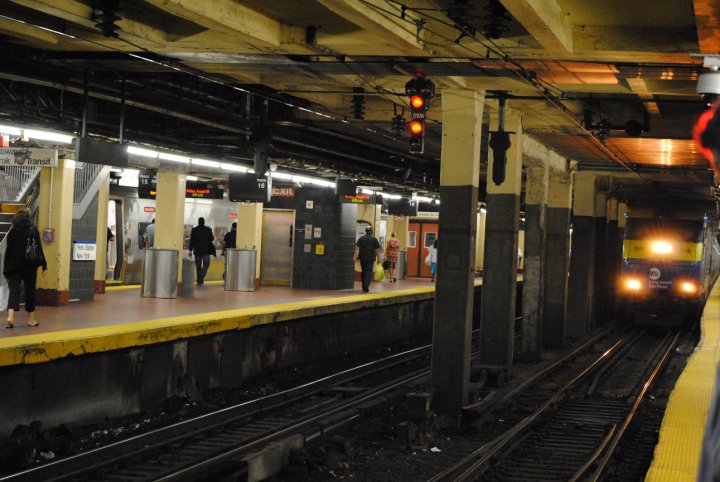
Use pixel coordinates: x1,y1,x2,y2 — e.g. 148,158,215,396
681,282,697,294
626,279,642,290
651,241,673,254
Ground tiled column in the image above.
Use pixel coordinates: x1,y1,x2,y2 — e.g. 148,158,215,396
37,159,75,306
566,172,602,339
542,171,573,348
155,171,186,293
236,202,263,284
93,172,110,294
520,165,549,360
431,88,484,415
480,110,523,369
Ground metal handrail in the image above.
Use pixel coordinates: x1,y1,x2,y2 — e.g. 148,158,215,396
73,162,105,204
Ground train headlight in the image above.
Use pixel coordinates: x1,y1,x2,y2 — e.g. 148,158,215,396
651,241,673,254
681,282,697,294
626,279,642,291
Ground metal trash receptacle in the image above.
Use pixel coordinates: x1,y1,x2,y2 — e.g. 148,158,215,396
396,251,408,280
141,248,179,299
181,257,195,297
225,249,257,291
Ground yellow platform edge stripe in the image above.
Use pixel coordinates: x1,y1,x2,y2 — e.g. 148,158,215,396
0,278,510,367
645,279,720,482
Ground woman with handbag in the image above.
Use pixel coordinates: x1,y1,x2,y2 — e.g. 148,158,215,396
3,208,47,328
385,233,400,282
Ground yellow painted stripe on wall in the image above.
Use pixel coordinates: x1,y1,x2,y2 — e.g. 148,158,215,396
623,240,703,262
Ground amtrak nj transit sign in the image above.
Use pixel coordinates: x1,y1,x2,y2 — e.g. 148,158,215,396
0,148,58,167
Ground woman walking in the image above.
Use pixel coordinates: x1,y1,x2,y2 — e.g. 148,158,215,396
4,208,47,328
428,239,438,282
385,233,400,282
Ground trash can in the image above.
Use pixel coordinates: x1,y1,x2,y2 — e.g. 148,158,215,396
181,257,195,297
225,249,257,291
141,248,179,299
396,251,408,280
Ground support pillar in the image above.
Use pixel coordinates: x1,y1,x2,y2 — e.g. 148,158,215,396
604,197,620,315
155,171,186,294
357,203,382,232
93,173,110,294
519,165,548,360
431,88,484,416
542,172,573,349
566,172,602,339
236,202,263,286
480,111,523,369
37,159,75,305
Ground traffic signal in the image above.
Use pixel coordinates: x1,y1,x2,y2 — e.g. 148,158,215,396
405,72,435,154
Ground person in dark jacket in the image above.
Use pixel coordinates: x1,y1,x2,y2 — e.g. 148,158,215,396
189,217,215,285
3,208,47,328
353,226,381,293
223,222,237,254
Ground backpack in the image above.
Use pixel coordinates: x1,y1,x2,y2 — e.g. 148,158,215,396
25,228,44,267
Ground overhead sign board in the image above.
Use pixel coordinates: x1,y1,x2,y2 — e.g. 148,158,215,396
229,173,271,202
186,181,223,199
138,169,157,199
388,198,418,216
0,148,58,168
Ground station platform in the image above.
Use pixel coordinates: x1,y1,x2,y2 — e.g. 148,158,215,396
0,277,493,368
646,279,720,481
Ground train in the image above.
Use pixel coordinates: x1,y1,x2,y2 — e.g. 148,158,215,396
107,185,238,284
619,216,720,326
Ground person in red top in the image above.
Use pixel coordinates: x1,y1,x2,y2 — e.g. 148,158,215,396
385,232,400,282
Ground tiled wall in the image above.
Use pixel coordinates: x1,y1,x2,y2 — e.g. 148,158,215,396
69,191,99,301
290,187,356,290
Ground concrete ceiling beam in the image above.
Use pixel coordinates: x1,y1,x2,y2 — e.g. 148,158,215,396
0,16,60,45
499,0,573,54
10,0,168,46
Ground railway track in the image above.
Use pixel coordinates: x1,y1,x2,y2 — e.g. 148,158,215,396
427,329,678,482
1,341,435,482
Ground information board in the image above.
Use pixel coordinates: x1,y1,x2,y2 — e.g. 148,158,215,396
229,173,271,202
72,240,97,261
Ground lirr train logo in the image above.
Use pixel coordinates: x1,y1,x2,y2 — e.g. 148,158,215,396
649,268,661,280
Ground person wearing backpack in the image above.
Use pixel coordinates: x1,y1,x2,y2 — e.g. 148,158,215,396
3,208,47,328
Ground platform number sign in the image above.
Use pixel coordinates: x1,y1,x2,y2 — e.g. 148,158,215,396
229,173,272,203
138,169,157,199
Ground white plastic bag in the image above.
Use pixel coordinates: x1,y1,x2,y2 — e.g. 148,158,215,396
0,282,8,311
424,253,432,266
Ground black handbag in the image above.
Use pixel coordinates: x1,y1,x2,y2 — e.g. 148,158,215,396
382,260,391,270
25,228,44,266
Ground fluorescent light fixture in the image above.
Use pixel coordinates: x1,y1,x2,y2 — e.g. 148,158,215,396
186,175,198,181
159,152,190,164
191,158,220,168
118,169,139,187
0,125,22,136
361,189,374,195
127,146,159,158
221,163,247,172
292,175,313,184
270,172,293,181
247,169,255,174
310,179,335,188
413,195,433,203
24,129,74,144
380,193,401,200
480,207,487,213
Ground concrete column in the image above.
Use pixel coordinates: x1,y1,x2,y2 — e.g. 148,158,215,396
431,88,484,416
155,171,186,293
475,209,486,272
37,159,75,305
604,197,620,315
480,110,522,369
93,173,110,294
520,165,549,360
236,202,263,282
543,171,573,349
566,171,599,339
357,203,381,232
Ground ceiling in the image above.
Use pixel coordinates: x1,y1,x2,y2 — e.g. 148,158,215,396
0,0,717,212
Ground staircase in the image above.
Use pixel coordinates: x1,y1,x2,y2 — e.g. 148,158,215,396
0,203,25,241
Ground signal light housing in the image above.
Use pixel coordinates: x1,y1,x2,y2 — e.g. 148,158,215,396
405,72,435,154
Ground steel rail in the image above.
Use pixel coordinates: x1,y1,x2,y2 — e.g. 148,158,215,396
0,340,435,482
428,330,642,482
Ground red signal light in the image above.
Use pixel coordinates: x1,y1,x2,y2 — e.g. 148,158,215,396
410,95,425,110
409,120,424,135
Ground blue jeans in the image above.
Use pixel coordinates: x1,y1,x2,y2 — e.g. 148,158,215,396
195,255,210,283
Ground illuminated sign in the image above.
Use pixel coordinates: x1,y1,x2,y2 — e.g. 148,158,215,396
138,169,156,199
272,186,295,198
185,181,223,199
143,207,156,213
341,193,374,204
